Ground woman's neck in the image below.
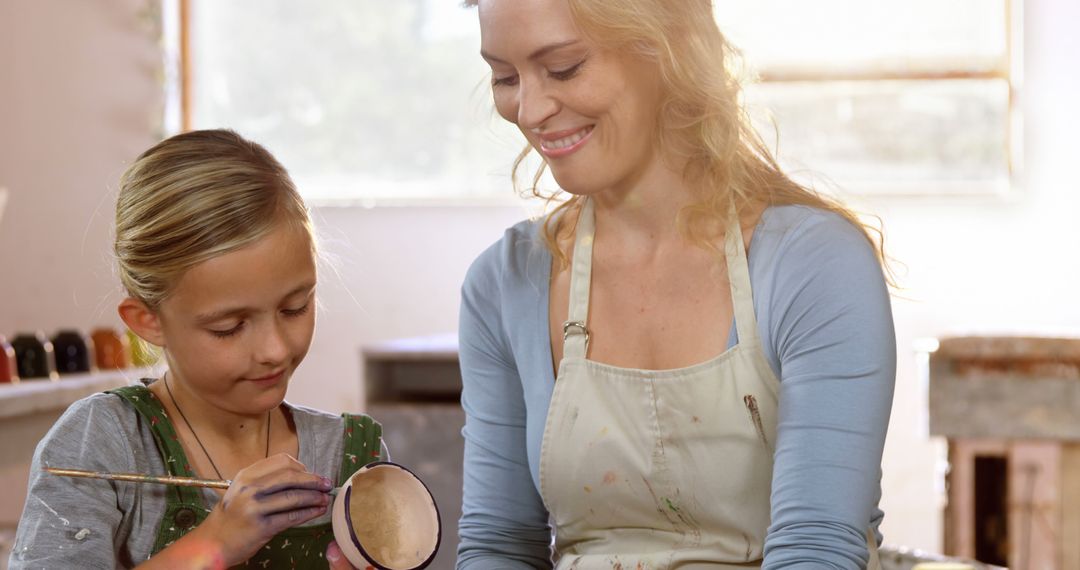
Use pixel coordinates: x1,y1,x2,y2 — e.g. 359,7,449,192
589,158,697,249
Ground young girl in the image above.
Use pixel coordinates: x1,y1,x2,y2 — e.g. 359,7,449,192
10,129,381,569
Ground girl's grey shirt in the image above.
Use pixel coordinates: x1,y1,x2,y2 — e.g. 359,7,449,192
9,391,366,569
457,204,896,569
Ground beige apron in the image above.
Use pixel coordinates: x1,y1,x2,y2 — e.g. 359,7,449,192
538,198,880,569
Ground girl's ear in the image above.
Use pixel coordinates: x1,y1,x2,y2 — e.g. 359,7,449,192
118,297,166,347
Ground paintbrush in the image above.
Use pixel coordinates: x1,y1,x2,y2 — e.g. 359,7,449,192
45,467,341,495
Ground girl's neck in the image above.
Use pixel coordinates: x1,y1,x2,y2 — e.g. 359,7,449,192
158,371,277,443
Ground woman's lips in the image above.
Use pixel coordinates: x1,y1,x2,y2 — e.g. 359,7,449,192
538,125,594,159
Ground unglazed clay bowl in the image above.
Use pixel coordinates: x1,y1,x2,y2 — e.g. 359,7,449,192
331,461,440,570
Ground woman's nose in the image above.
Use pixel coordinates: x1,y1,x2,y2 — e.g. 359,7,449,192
516,78,558,130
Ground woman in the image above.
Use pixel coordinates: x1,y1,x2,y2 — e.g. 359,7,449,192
458,0,895,568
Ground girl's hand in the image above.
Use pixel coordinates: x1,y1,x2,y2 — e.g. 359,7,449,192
195,453,333,566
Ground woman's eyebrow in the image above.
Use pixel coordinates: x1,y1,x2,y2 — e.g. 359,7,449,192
481,39,582,65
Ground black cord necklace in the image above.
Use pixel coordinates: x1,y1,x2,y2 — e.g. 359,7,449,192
163,373,270,480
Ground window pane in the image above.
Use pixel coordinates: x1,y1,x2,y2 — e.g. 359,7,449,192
190,0,521,201
745,79,1011,190
715,0,1008,75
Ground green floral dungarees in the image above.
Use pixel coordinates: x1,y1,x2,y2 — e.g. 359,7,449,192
109,385,383,569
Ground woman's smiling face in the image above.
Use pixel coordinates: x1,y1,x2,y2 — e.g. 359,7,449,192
477,0,664,197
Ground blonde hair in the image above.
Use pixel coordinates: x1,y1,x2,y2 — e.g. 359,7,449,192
114,129,313,309
468,0,890,278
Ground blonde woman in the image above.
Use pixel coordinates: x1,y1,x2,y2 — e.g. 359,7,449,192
458,0,895,568
11,130,381,569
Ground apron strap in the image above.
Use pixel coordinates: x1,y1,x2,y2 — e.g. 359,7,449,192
564,197,596,359
107,383,202,506
724,201,760,346
866,526,882,570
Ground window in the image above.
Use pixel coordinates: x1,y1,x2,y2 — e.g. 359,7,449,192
174,0,1020,202
720,0,1020,196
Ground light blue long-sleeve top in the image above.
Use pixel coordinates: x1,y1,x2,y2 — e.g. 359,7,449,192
457,204,896,569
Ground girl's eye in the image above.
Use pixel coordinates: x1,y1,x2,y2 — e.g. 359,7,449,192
492,73,519,87
210,323,244,338
282,303,310,317
550,60,585,81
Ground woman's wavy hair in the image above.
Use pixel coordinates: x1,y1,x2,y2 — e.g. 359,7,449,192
468,0,891,279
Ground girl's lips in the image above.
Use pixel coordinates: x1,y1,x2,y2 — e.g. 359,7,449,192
538,125,594,159
246,370,285,385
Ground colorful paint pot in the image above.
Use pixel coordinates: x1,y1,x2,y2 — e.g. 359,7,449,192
52,330,95,375
91,327,130,370
331,462,440,570
0,335,18,383
11,332,58,381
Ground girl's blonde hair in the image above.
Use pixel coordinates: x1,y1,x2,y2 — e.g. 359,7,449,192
114,129,312,309
468,0,889,276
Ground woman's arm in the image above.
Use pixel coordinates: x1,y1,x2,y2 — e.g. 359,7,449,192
457,246,553,570
760,210,896,569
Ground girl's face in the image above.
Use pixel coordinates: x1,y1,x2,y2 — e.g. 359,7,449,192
477,0,664,197
156,222,317,415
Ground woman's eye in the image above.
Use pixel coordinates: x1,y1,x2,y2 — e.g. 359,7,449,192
550,60,585,81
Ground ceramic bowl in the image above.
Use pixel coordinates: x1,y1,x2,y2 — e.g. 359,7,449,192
331,461,440,570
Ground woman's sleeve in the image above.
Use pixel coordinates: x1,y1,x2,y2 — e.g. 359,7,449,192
761,214,896,569
456,248,553,569
9,396,136,569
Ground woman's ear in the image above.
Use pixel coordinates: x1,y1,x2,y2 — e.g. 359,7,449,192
118,297,166,347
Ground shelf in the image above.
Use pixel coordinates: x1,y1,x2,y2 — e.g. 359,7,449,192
0,368,159,420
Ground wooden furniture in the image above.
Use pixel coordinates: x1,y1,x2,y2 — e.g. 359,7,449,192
929,336,1080,569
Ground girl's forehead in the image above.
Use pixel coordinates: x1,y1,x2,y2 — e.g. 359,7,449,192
164,225,317,314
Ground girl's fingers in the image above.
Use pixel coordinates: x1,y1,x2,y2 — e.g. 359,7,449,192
263,504,328,532
326,540,359,570
253,471,332,497
254,488,331,515
234,452,307,481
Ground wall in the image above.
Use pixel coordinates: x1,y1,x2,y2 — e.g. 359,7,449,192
2,0,1079,554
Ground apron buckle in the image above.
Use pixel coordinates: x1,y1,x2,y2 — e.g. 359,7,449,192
562,321,590,350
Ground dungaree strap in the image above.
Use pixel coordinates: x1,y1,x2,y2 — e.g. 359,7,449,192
107,384,201,505
564,197,596,359
338,413,384,484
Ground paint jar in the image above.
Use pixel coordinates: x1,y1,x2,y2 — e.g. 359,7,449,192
331,461,440,570
91,327,130,370
0,335,18,383
11,332,58,381
52,330,95,375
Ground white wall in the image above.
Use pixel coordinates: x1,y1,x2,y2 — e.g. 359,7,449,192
0,0,162,335
2,0,1078,554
